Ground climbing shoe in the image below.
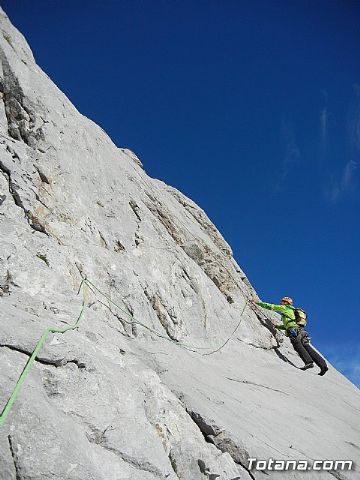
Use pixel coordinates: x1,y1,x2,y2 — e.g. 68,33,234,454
318,366,328,376
300,363,314,371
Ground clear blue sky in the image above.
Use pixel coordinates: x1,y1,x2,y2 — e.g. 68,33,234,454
3,0,359,386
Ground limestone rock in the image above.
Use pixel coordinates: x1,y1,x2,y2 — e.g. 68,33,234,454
0,8,359,480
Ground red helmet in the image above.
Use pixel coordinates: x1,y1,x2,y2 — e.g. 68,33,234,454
281,296,293,305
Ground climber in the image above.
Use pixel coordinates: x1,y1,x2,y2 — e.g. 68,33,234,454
251,296,328,376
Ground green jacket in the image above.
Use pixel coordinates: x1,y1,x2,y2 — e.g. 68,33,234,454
256,301,298,331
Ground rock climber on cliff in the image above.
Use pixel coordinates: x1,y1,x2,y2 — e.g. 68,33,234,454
251,296,328,376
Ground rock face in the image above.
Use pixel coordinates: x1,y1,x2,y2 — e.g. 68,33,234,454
0,8,359,480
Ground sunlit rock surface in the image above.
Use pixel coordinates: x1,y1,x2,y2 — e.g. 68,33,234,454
0,8,359,480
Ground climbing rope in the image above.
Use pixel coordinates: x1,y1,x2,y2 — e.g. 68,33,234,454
202,298,248,356
0,275,249,427
83,276,249,355
0,278,88,428
83,277,204,352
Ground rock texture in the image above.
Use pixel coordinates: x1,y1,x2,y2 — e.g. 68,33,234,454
0,8,359,480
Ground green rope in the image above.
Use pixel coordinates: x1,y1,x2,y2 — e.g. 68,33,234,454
0,279,87,428
0,275,249,427
202,298,248,356
83,277,248,355
83,278,207,352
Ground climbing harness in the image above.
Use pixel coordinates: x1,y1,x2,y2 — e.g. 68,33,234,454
0,274,249,427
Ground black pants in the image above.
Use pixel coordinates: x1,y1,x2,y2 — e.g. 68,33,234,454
290,330,327,369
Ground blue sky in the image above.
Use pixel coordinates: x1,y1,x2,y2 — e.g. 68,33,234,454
3,0,359,386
